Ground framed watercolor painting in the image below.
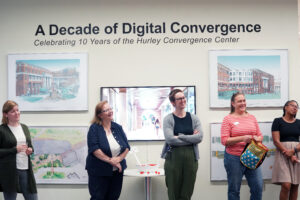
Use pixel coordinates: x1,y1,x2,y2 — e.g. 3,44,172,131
8,53,88,111
29,126,88,184
209,49,288,108
100,86,196,141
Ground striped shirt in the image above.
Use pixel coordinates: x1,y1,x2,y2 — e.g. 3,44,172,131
221,114,262,156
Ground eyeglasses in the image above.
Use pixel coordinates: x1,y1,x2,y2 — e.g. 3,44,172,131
175,97,186,101
101,108,113,113
288,104,299,109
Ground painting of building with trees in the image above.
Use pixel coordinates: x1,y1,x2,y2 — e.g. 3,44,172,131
8,53,88,111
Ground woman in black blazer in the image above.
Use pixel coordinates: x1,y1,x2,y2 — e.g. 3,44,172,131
86,101,130,200
0,100,37,200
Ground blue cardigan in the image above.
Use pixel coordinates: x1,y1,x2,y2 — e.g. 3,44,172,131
85,122,130,176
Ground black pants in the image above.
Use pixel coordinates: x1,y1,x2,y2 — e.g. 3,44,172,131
88,171,123,200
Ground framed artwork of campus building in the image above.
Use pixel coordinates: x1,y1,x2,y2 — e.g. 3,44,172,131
8,53,88,111
209,49,288,108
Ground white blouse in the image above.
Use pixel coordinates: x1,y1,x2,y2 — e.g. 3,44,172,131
8,125,28,170
106,133,121,171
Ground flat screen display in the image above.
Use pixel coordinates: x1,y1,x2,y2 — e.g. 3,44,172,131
100,86,196,141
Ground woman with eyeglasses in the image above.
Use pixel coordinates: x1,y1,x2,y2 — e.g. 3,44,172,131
272,100,300,200
221,92,263,200
86,101,130,200
161,89,203,200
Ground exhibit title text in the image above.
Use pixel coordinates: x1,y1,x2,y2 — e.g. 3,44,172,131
35,22,261,37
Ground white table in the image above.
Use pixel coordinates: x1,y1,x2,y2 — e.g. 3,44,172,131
124,168,164,200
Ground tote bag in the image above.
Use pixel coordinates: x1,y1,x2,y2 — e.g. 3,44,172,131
240,140,269,169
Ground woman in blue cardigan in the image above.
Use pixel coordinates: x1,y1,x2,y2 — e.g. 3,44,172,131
86,101,130,200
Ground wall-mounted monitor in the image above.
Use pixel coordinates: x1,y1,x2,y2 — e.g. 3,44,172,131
100,86,196,141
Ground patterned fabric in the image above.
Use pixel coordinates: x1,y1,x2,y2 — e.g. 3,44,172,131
240,140,268,169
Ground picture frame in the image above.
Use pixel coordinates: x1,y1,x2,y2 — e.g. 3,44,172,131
29,126,88,184
100,86,196,141
8,53,88,111
210,122,275,181
209,49,288,108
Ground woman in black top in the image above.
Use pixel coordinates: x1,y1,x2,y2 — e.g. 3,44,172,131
272,100,300,200
161,89,203,200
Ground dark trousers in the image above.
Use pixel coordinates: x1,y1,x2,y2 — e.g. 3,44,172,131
164,146,198,200
3,170,38,200
88,171,123,200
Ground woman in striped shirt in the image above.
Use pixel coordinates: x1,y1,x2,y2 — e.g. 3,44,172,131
221,92,263,200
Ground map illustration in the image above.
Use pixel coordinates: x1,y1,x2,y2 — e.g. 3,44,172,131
29,126,88,184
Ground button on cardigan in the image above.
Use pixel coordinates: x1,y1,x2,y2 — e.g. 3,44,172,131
85,122,130,176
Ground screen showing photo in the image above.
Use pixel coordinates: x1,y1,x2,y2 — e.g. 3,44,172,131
100,86,196,141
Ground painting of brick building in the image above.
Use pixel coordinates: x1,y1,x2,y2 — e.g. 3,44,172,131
8,53,87,111
218,63,276,99
16,61,79,101
209,50,288,107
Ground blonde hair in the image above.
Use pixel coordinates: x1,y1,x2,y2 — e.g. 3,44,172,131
91,101,108,125
2,100,18,124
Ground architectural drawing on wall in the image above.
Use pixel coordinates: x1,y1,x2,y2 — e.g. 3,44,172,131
29,126,88,184
8,53,88,111
210,122,276,181
101,86,196,141
209,49,288,107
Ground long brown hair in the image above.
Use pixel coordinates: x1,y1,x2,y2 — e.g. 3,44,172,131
2,100,18,124
230,92,247,114
91,101,108,125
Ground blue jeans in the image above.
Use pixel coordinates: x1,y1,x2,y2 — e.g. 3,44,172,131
3,170,38,200
224,151,263,200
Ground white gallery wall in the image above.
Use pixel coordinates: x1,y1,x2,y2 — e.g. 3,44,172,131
0,0,299,199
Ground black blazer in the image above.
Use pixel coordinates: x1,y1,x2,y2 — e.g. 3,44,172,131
0,124,37,193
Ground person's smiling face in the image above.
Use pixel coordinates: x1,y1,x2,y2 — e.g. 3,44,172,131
98,103,113,122
172,92,186,110
232,94,246,114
